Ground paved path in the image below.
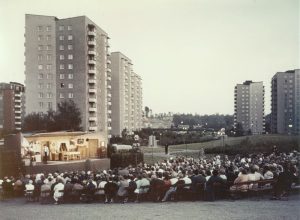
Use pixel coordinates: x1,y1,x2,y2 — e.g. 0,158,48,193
0,195,299,220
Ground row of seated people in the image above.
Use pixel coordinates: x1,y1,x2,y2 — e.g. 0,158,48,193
1,162,298,204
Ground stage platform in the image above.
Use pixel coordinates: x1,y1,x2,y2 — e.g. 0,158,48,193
25,158,110,174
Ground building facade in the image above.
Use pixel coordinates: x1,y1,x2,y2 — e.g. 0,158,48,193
234,81,265,135
0,82,25,132
24,14,111,134
110,52,143,136
271,69,300,135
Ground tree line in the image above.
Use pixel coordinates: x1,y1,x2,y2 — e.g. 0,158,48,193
22,100,82,132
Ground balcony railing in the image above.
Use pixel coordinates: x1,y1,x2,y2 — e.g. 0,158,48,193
88,60,96,65
88,69,96,74
88,50,96,55
89,88,97,93
88,31,96,36
88,40,96,46
89,117,97,121
89,107,97,112
88,98,97,103
89,126,97,131
88,79,96,84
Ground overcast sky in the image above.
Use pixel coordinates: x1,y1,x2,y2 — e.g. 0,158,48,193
0,0,299,115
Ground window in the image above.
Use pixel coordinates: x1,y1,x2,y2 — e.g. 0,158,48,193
60,74,65,79
46,26,51,31
59,25,64,31
37,26,43,31
68,83,73,89
67,25,72,31
38,73,43,79
59,35,64,40
68,44,73,50
38,35,43,41
46,93,52,98
47,83,52,89
46,74,52,79
38,83,43,89
68,64,73,69
68,35,73,40
68,54,73,60
48,102,52,109
60,83,65,88
46,45,51,50
38,93,43,98
46,35,51,41
60,64,64,70
46,64,52,70
59,54,65,60
68,93,74,98
38,64,43,70
38,45,43,50
59,45,64,50
68,74,73,79
39,102,43,108
46,54,52,60
38,55,43,61
60,93,64,98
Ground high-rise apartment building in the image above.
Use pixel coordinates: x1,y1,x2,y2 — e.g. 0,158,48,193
110,52,143,136
0,82,25,132
271,69,300,135
234,81,265,135
24,14,112,133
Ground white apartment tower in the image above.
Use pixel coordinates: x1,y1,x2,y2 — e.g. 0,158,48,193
24,14,112,134
110,52,143,136
234,81,265,135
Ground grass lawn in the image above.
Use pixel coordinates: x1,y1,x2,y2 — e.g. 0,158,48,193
142,134,299,158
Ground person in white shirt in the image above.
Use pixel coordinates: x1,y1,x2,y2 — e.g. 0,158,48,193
53,179,64,204
25,180,35,191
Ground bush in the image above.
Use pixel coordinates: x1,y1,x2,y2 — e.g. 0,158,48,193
204,136,300,155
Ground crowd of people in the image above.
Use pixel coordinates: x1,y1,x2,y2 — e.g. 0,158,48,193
0,149,299,204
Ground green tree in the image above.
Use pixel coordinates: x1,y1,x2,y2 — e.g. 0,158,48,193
55,100,82,131
22,100,82,132
22,112,47,132
235,122,244,136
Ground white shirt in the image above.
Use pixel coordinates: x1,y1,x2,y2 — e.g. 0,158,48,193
25,184,34,191
54,183,64,193
44,146,49,154
170,178,178,186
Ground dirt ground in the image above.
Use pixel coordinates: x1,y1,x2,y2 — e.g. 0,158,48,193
0,195,299,220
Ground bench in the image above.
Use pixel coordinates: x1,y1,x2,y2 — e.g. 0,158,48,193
229,179,276,199
135,185,150,202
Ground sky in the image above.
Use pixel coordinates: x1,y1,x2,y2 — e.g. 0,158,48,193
0,0,299,115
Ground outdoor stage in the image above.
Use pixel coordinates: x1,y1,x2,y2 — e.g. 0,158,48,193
24,158,110,174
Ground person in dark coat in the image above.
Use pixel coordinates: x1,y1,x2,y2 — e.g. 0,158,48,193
104,177,118,203
205,169,226,201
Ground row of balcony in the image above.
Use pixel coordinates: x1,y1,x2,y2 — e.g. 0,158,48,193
88,40,96,46
88,31,96,36
89,126,97,131
88,50,96,55
88,60,96,65
88,79,96,84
